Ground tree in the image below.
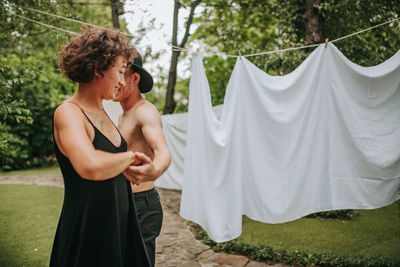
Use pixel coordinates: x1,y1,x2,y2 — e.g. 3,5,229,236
190,0,400,107
191,0,278,106
0,55,33,170
0,0,131,170
318,0,400,66
304,0,324,48
110,0,124,28
0,0,73,170
163,0,201,114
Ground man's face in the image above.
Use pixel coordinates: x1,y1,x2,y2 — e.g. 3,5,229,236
114,68,138,102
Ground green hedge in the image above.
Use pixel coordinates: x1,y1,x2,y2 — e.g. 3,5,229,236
306,209,354,220
0,54,74,171
193,224,400,267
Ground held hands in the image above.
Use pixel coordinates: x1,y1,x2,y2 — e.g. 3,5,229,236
123,152,160,185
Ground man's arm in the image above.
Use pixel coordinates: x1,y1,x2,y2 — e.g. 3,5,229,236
125,103,171,183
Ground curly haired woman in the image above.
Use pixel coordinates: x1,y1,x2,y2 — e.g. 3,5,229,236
50,27,150,267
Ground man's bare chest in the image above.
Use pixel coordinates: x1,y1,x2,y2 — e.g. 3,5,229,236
118,116,150,150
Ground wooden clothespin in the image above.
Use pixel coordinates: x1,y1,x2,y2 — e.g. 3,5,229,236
325,38,329,48
238,50,242,58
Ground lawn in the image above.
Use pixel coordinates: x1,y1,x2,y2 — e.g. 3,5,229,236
0,184,63,267
0,166,60,176
240,202,400,259
0,181,399,266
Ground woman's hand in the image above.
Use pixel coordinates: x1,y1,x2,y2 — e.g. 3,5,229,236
124,152,161,185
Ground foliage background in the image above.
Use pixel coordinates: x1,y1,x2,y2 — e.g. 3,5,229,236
0,1,124,170
190,0,400,108
1,0,399,170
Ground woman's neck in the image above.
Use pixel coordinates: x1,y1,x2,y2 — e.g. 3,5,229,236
72,83,104,112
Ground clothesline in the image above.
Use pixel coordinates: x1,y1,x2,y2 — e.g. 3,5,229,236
173,17,400,57
7,4,399,58
12,13,77,35
9,3,134,38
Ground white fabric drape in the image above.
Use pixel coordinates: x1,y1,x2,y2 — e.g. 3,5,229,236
179,43,400,242
104,43,400,243
155,112,187,189
155,105,223,189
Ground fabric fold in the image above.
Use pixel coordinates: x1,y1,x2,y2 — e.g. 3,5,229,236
105,43,400,242
179,43,400,242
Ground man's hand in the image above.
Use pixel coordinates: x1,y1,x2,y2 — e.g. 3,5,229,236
124,152,160,185
132,153,143,166
123,170,139,185
123,153,145,185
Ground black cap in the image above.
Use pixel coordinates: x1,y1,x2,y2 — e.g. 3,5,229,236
130,55,153,93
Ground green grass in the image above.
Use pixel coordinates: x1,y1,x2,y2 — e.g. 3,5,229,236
1,183,399,266
0,166,61,176
240,201,400,259
0,184,63,267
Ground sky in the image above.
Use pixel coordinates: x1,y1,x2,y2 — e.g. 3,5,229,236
105,0,203,123
122,0,203,80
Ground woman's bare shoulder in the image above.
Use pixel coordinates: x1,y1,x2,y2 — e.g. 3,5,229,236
54,101,85,128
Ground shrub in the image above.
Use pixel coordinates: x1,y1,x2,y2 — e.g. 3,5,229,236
306,209,354,220
0,55,33,170
0,54,74,171
192,224,400,267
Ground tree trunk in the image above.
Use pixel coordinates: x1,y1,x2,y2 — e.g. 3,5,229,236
163,0,180,114
164,51,180,114
304,0,323,49
110,0,121,29
163,0,201,115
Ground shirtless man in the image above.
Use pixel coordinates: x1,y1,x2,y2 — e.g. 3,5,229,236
115,53,171,267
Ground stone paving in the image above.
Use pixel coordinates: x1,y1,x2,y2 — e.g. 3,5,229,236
0,174,285,267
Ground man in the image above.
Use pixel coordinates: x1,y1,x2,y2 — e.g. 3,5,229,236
115,53,171,267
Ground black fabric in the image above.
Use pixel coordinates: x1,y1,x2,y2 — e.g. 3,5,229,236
50,105,150,267
134,188,163,267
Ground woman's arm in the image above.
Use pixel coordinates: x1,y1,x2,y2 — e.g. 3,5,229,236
54,104,135,181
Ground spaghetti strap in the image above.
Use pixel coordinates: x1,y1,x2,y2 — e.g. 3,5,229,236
62,101,96,127
61,101,123,149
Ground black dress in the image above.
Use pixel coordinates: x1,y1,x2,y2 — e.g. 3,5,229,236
50,106,150,267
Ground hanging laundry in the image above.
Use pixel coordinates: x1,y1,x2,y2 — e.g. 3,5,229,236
104,43,400,242
178,43,400,242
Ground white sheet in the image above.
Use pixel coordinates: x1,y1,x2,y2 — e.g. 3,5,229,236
156,105,223,189
179,43,400,242
155,112,187,189
104,43,400,242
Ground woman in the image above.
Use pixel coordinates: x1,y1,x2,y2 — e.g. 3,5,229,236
50,27,150,267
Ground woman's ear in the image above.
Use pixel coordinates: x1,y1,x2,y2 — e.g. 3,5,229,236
94,69,102,79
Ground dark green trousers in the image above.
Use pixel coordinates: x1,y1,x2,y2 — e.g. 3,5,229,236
133,188,163,267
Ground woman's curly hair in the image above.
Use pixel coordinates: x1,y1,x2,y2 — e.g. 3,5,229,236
59,26,136,83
